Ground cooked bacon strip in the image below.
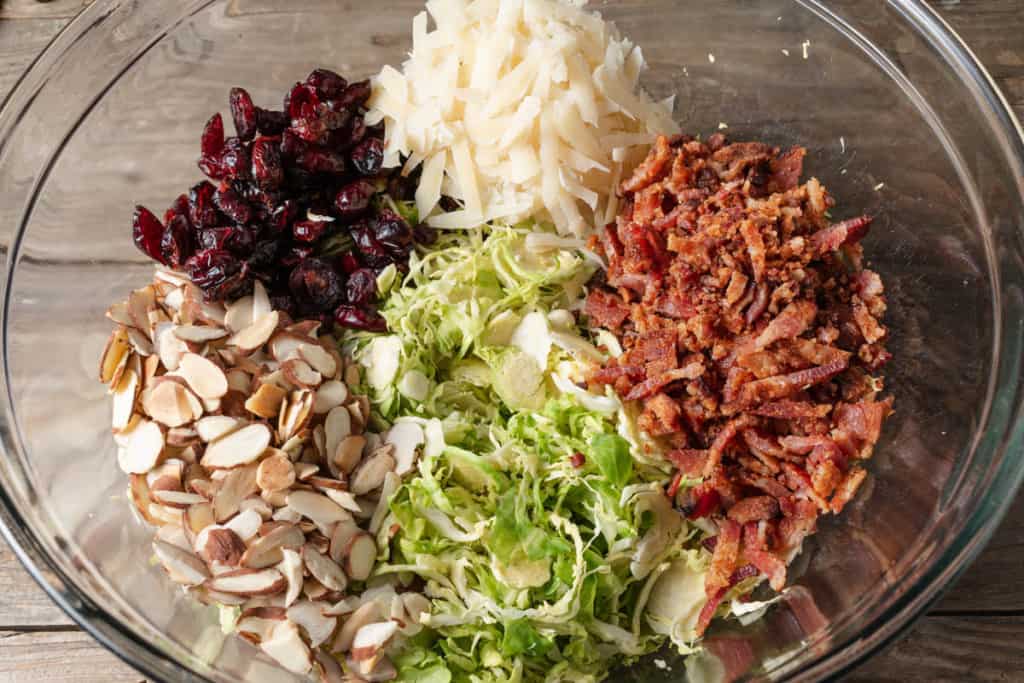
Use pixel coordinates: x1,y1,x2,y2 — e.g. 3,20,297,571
834,399,893,449
624,362,704,401
740,221,767,282
766,146,806,194
621,135,672,194
742,524,787,591
587,364,644,385
667,448,709,478
695,587,727,637
738,358,848,406
703,416,756,476
829,468,868,513
810,215,872,254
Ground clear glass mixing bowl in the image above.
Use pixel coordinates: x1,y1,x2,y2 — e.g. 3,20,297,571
0,1,1022,681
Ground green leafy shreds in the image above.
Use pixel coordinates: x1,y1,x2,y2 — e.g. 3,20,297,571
349,224,694,681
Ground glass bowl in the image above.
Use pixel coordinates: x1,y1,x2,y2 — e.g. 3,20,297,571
0,1,1022,681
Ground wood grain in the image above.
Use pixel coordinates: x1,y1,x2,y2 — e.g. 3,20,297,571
0,631,144,682
0,1,1021,682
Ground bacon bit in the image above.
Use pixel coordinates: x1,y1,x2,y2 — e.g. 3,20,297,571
695,587,727,636
621,135,672,194
584,289,630,331
706,519,741,594
666,472,683,499
588,364,644,385
624,362,704,401
810,215,872,254
744,283,770,325
639,393,683,436
738,358,848,406
834,398,893,449
667,448,709,478
829,468,868,513
727,496,780,524
754,300,817,350
570,452,586,469
703,416,755,476
852,300,886,344
740,221,767,282
766,146,806,193
748,400,830,419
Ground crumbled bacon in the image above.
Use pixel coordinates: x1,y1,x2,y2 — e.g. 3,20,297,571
585,134,892,605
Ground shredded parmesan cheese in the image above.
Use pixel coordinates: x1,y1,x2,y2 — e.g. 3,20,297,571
368,0,679,236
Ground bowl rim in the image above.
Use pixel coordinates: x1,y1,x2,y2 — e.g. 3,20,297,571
0,1,1022,681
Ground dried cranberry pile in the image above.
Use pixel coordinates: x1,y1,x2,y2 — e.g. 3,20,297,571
131,68,430,332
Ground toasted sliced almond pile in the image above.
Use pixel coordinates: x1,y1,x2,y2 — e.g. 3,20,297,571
102,272,429,680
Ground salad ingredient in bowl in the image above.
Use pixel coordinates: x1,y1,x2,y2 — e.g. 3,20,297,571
91,0,893,681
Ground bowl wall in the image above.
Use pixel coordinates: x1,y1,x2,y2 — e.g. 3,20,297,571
0,1,1022,681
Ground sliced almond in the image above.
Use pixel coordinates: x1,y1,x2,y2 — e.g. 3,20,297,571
228,311,280,352
344,363,361,387
243,523,305,570
202,424,272,469
213,463,259,522
227,369,251,393
196,415,243,442
287,320,322,338
324,407,352,462
343,533,377,582
208,567,286,596
237,606,286,644
155,522,192,552
287,490,351,527
313,380,349,414
260,619,312,675
128,474,159,524
269,333,308,362
179,353,228,399
174,324,229,343
151,489,206,508
329,520,361,564
245,382,287,419
106,301,135,327
111,369,139,431
118,420,164,474
287,600,338,648
155,323,188,371
225,508,264,542
148,503,184,526
401,593,431,628
299,344,338,378
294,462,319,481
351,621,399,662
257,452,296,492
279,390,314,442
277,547,304,607
154,268,191,287
350,447,395,496
99,327,131,384
224,295,255,333
240,496,273,520
333,601,381,652
128,286,156,333
166,426,199,447
126,326,154,356
143,380,193,428
385,421,424,476
153,539,209,586
184,502,215,546
323,489,362,514
349,655,397,682
303,544,348,592
252,280,272,320
333,435,366,476
197,526,247,566
163,287,185,312
369,472,400,536
314,649,345,683
282,358,322,389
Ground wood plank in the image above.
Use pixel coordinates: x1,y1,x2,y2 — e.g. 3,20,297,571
0,631,144,682
0,540,72,627
0,1,92,20
843,616,1024,682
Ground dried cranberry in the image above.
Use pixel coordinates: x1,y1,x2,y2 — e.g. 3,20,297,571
287,83,320,122
339,251,361,274
334,180,375,218
334,305,386,332
196,226,254,255
251,137,284,190
387,174,417,202
288,258,344,312
282,244,316,267
292,106,350,144
269,200,298,236
413,223,438,245
345,268,377,306
200,113,225,158
198,155,225,179
297,148,346,174
373,210,412,252
229,88,257,141
280,129,308,159
214,184,253,224
247,239,279,271
164,194,190,226
338,80,372,109
256,108,288,135
132,205,166,264
292,219,331,243
185,248,243,294
160,214,193,268
220,138,251,180
350,138,384,176
331,115,366,151
188,181,220,228
270,294,295,315
352,221,391,266
306,69,347,98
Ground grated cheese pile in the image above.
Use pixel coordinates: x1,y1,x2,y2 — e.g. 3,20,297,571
367,0,680,236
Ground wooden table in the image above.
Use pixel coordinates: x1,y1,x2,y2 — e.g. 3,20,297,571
0,0,1022,681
